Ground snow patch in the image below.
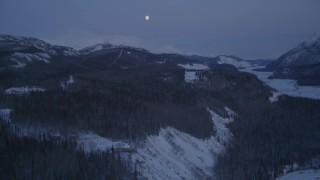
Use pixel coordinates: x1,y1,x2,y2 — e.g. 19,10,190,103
12,52,51,63
0,109,12,123
8,52,51,68
277,169,320,180
184,71,198,83
132,108,234,180
178,63,209,70
4,86,46,95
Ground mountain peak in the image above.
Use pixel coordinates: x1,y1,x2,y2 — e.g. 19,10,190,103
301,31,320,47
80,42,149,55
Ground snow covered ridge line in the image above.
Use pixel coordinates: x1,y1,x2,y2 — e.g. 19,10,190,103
217,55,251,68
131,107,234,180
79,43,149,55
4,86,46,95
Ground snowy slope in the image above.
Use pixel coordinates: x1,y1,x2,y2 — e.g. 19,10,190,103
131,107,234,180
217,55,251,68
266,32,320,70
8,52,51,67
277,170,320,180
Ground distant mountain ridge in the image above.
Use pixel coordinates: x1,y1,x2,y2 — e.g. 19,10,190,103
265,32,320,85
266,32,320,70
0,34,254,70
0,34,79,68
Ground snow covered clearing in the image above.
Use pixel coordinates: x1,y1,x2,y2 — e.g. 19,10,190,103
241,66,320,100
184,71,197,83
4,86,46,95
131,107,234,180
217,56,251,68
0,109,12,123
178,63,209,70
277,169,320,180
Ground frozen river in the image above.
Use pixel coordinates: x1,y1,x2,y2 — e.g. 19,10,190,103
241,66,320,100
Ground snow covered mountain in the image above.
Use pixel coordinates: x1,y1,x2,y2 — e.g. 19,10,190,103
266,32,320,70
1,34,253,71
265,32,320,85
0,34,79,68
80,43,149,55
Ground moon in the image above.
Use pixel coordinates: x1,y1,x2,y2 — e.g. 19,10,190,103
145,15,150,21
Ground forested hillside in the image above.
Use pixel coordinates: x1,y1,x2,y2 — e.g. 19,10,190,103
0,120,129,179
215,96,320,180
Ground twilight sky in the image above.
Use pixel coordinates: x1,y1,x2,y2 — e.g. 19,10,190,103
0,0,320,59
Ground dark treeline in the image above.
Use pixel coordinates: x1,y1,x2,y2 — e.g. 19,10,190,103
8,69,214,139
215,96,320,180
0,120,129,180
8,69,272,140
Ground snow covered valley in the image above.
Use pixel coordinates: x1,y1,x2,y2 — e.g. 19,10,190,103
241,66,320,100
